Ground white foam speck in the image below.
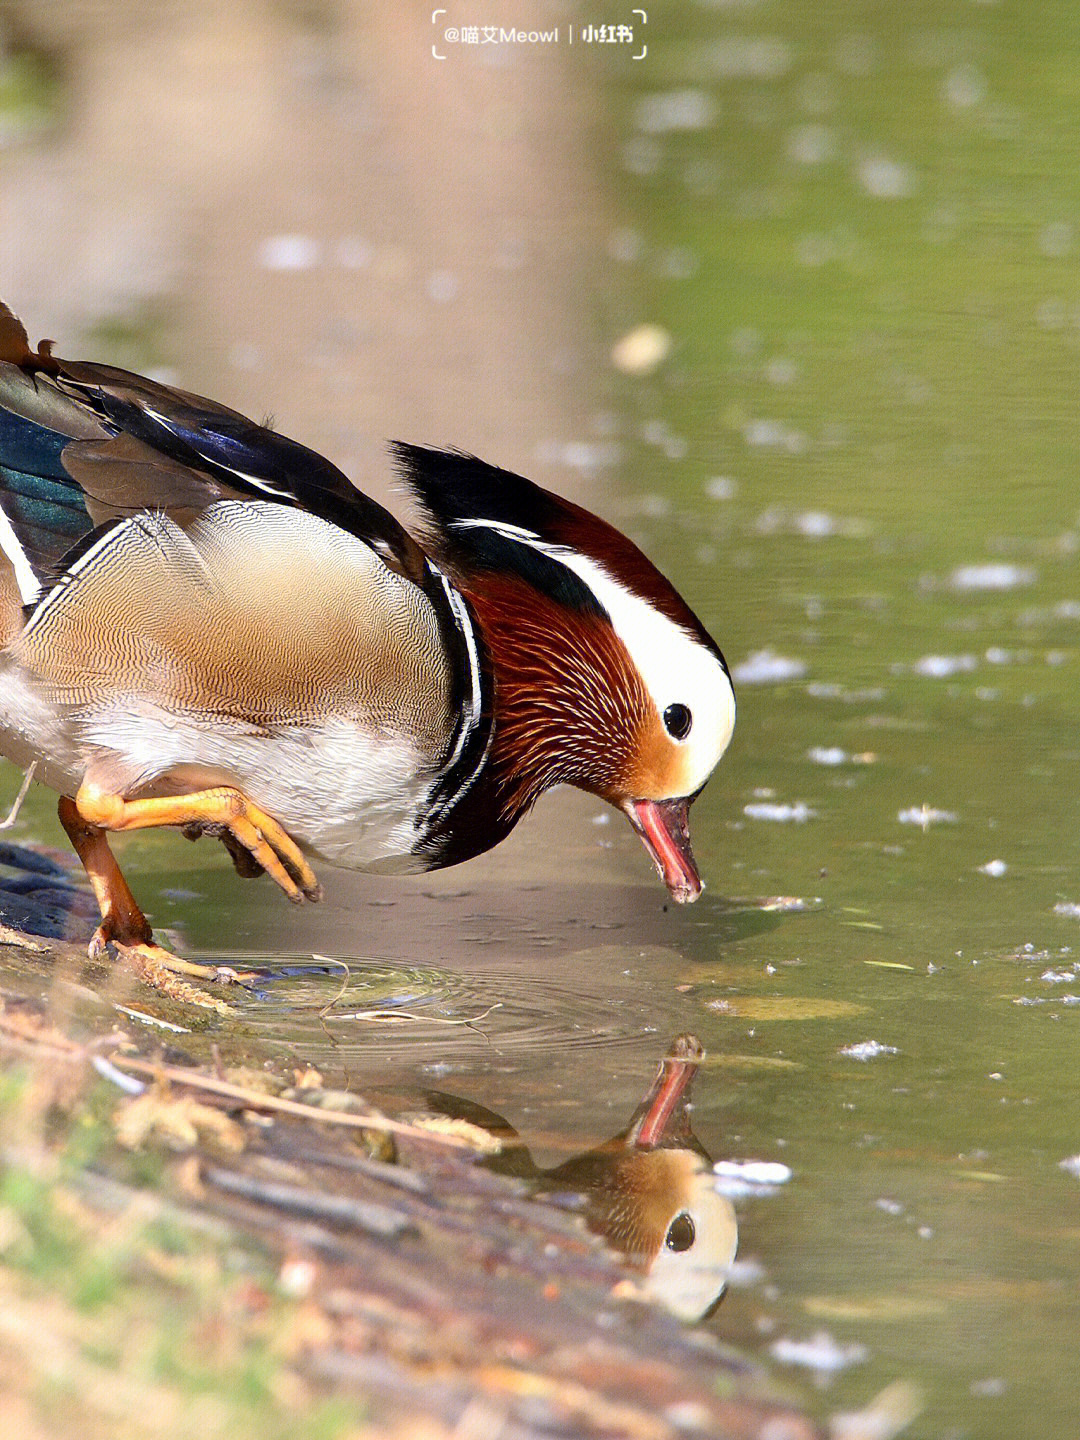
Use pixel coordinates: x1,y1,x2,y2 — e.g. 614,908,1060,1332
1053,902,1080,919
979,860,1008,877
744,802,817,823
732,649,808,684
1039,221,1073,258
951,563,1036,591
796,511,835,537
745,418,789,447
766,356,799,385
607,228,644,264
257,234,322,271
713,1160,792,1198
913,654,978,678
770,1330,868,1375
857,154,915,199
944,64,986,109
1060,1155,1080,1178
787,123,835,166
807,746,848,766
704,475,737,500
634,89,716,134
705,36,792,81
1041,969,1076,984
724,1257,766,1288
898,805,958,829
840,1040,899,1061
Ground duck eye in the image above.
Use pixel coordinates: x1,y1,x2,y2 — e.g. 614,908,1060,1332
666,1212,696,1253
663,703,692,741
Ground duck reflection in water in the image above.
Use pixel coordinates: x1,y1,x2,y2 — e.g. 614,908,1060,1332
428,1033,737,1322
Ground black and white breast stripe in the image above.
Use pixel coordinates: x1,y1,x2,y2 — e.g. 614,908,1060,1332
416,567,493,842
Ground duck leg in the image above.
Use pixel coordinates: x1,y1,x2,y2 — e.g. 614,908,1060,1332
58,795,233,1013
59,783,321,1013
73,782,322,902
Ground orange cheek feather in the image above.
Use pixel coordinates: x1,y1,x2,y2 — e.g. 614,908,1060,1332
619,716,696,802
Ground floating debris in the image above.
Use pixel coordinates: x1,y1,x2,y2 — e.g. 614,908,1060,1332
704,36,793,81
897,805,958,830
856,152,915,199
978,860,1008,877
944,63,987,110
733,649,808,684
787,123,835,166
950,563,1036,591
806,683,887,702
1053,902,1080,919
611,323,672,376
744,801,817,823
807,746,877,766
1060,1156,1080,1179
770,1328,868,1376
808,746,847,766
704,475,737,500
713,1159,793,1198
840,1040,899,1061
912,654,977,678
257,234,322,271
633,89,716,134
709,996,866,1021
831,1380,925,1440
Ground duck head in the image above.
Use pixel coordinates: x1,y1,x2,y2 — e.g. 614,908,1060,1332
399,445,735,899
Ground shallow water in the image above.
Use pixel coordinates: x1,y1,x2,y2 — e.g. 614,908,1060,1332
5,1,1080,1435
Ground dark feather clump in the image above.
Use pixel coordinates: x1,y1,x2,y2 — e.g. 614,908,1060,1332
392,443,609,620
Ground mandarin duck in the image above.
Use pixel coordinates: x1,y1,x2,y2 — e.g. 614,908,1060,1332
429,1034,737,1322
0,302,735,1008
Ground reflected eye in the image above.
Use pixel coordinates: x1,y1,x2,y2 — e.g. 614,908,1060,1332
666,1212,696,1253
663,703,693,741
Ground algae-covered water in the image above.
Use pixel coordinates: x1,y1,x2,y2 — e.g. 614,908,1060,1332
4,2,1080,1436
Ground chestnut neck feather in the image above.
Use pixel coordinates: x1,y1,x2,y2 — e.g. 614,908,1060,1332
421,572,650,868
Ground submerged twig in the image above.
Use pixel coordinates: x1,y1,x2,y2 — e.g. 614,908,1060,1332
91,1054,147,1096
324,1002,503,1028
107,1055,480,1149
0,762,36,830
